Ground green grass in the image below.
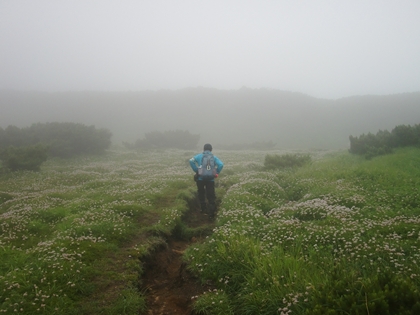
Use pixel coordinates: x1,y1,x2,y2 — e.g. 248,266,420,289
185,147,420,315
0,149,195,314
2,147,420,314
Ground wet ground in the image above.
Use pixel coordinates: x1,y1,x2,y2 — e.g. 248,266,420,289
142,203,215,314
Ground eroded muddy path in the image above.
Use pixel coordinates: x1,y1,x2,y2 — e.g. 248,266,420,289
142,200,215,315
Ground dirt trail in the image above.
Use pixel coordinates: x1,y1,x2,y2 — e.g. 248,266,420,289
142,201,215,315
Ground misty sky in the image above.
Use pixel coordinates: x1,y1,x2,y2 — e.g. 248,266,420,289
1,0,420,99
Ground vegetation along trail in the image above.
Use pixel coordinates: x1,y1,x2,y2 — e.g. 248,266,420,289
3,146,420,314
0,148,231,315
142,197,216,314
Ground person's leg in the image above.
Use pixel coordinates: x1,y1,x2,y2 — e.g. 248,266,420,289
205,181,216,218
196,180,207,212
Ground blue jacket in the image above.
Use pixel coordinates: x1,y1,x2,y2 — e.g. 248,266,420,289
189,150,224,181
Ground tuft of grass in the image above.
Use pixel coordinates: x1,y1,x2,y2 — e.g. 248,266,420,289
110,287,147,314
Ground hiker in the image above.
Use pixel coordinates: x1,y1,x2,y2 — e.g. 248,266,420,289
189,143,224,219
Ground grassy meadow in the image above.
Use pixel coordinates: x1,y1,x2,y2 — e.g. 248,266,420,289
0,149,199,314
186,147,420,315
1,147,420,314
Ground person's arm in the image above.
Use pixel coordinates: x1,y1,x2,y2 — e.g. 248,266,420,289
214,156,224,174
189,154,200,172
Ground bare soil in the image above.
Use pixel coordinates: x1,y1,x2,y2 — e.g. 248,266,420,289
141,203,215,315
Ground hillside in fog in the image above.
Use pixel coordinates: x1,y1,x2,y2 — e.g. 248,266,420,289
1,88,419,149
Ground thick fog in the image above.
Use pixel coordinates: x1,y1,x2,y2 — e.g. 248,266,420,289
1,0,420,99
2,89,420,149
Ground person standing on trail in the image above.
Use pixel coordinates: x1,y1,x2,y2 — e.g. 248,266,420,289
189,143,224,219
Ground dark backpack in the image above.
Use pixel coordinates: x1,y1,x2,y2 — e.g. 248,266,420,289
198,152,217,180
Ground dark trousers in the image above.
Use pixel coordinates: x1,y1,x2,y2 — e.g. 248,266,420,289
196,180,216,216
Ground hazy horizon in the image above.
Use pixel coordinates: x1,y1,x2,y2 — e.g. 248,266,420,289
1,87,419,101
2,89,420,150
1,1,420,99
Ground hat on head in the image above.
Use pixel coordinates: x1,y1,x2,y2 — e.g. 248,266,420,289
203,143,212,151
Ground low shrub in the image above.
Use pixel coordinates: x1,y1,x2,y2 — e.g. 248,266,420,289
349,123,420,158
0,123,112,158
0,143,48,171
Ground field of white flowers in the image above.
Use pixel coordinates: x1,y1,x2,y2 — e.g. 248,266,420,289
186,147,420,315
1,147,420,315
0,149,202,314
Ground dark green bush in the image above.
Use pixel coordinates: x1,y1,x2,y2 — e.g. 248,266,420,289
392,124,420,147
364,145,393,160
264,153,311,170
28,122,112,157
349,123,420,158
0,144,48,171
0,125,33,147
0,123,112,158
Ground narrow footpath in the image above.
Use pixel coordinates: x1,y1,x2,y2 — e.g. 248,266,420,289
141,200,215,315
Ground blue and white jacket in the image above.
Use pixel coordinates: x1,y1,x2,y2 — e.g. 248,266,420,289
189,150,224,181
